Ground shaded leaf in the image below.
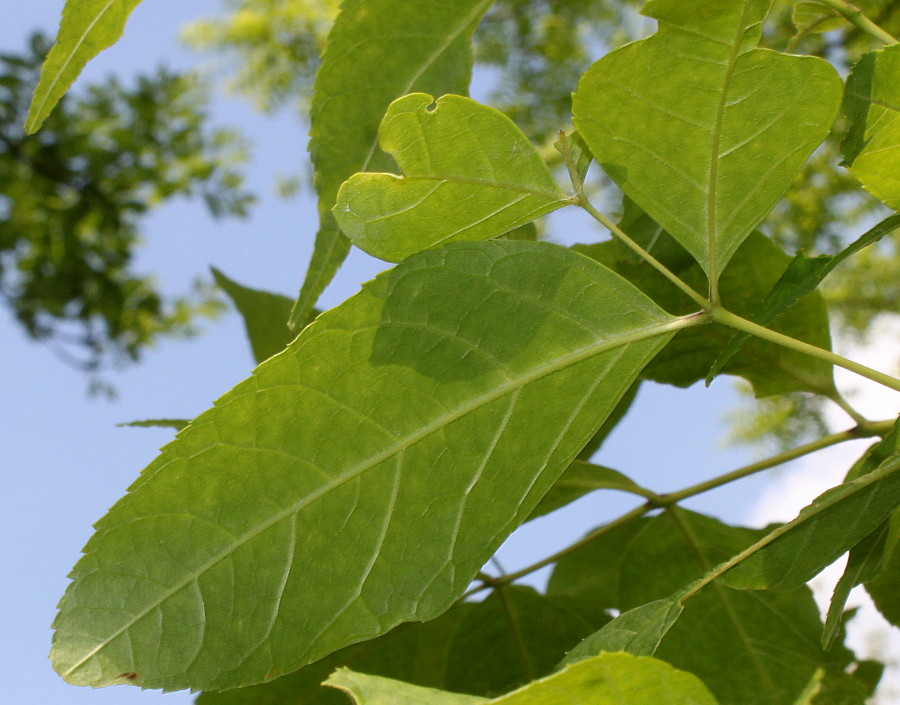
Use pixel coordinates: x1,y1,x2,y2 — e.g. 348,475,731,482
724,422,900,590
211,267,295,364
334,94,570,262
553,131,594,185
327,653,719,705
528,461,651,521
842,45,900,209
51,241,680,691
706,214,900,385
865,511,900,627
572,0,842,279
792,2,846,38
575,229,835,397
26,0,144,133
291,0,492,328
118,419,190,431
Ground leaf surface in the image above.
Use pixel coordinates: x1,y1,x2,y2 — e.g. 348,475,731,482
212,268,295,364
842,45,900,209
528,461,650,520
327,653,719,705
865,512,900,628
572,0,842,279
292,0,492,328
51,241,679,691
25,0,143,133
334,94,570,262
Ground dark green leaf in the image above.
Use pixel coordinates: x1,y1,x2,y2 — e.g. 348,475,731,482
51,241,680,691
291,0,492,328
865,511,900,627
118,419,190,431
211,267,295,364
334,94,570,262
528,461,651,521
572,0,842,280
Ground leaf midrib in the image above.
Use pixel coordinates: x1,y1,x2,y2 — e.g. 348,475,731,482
63,314,687,680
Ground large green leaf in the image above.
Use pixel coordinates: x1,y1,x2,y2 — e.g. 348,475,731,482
51,241,681,691
333,93,571,262
327,653,719,705
842,45,900,210
724,423,900,590
292,0,493,329
575,228,835,397
572,0,842,280
196,586,604,705
211,268,295,365
25,0,143,133
866,512,900,628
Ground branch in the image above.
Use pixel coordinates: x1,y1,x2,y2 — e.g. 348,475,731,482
817,0,899,44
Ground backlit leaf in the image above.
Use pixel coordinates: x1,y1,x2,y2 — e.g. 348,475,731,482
334,93,571,262
51,241,680,691
528,461,650,521
25,0,143,133
842,45,900,210
291,0,492,328
572,0,842,280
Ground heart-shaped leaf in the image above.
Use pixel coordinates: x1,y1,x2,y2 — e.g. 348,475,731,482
334,93,571,262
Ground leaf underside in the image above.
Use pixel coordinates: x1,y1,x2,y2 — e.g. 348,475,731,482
52,241,677,692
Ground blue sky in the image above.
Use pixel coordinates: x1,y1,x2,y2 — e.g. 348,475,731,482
0,3,765,704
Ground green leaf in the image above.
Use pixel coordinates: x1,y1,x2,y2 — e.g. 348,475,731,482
724,423,900,590
554,131,594,185
575,229,836,397
291,0,493,328
118,419,190,431
197,586,604,705
25,0,144,133
334,94,570,263
706,214,900,385
211,268,295,365
865,511,900,627
51,241,681,691
821,523,888,650
572,0,842,280
327,653,719,705
791,2,846,37
842,45,900,210
528,461,650,521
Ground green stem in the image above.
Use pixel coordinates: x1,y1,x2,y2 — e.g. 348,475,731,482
826,390,870,428
711,307,900,394
680,454,900,603
817,0,899,44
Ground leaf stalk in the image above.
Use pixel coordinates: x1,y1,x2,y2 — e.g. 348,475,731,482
817,0,899,44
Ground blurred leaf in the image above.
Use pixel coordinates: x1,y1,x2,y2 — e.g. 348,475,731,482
118,419,190,431
572,0,842,279
51,241,678,690
211,267,294,364
334,93,570,262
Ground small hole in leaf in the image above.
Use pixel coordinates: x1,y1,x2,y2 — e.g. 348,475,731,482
425,100,438,113
118,672,139,682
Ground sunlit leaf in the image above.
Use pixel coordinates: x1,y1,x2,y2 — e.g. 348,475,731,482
291,0,492,328
334,94,571,262
572,0,842,280
327,653,719,705
842,45,900,210
51,241,680,691
25,0,144,133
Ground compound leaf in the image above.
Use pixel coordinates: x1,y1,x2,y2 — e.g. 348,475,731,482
572,0,842,280
292,0,492,328
327,653,719,705
51,241,679,691
334,94,571,262
842,45,900,210
25,0,143,133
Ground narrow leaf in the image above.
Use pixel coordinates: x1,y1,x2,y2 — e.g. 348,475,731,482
118,419,190,431
26,0,143,133
706,213,900,384
51,241,680,691
291,0,492,328
723,424,900,590
334,94,571,262
211,267,295,364
528,461,651,521
572,0,842,280
842,45,900,209
327,653,719,705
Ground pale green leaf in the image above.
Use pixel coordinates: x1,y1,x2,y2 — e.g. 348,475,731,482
334,94,571,262
51,241,679,691
572,0,843,280
26,0,144,133
291,0,492,329
724,424,900,590
327,653,719,705
842,45,900,210
211,268,295,365
792,2,846,37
